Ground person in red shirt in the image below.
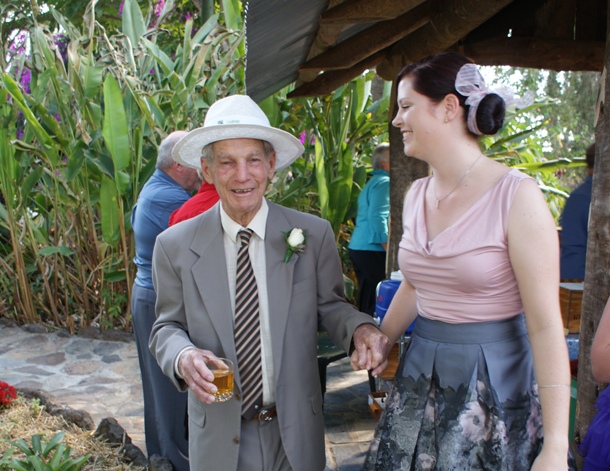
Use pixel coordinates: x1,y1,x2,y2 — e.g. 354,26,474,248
169,180,220,226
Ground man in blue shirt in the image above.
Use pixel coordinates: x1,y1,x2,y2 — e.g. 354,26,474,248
131,131,201,470
560,143,595,280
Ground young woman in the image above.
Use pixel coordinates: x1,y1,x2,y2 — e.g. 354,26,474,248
361,52,572,470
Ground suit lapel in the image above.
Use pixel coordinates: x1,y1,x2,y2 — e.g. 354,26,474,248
190,205,237,362
265,203,297,377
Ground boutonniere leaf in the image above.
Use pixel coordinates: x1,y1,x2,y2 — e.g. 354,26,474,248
282,228,307,263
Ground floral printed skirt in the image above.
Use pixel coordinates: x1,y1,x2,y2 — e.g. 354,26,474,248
363,315,545,471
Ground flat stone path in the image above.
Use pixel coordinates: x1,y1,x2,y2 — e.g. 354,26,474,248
0,323,377,470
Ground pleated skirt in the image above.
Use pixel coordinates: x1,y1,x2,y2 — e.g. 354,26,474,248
363,314,545,471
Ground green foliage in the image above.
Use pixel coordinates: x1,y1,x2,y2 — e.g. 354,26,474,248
0,432,90,471
485,67,598,192
268,72,390,237
0,0,243,329
480,93,589,221
263,74,390,303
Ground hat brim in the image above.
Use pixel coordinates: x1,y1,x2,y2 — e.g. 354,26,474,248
172,124,304,171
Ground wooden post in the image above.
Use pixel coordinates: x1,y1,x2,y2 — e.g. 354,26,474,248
386,84,429,275
573,0,610,464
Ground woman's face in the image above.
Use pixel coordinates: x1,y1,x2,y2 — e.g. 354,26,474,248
392,76,444,159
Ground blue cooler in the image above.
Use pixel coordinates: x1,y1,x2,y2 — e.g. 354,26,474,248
376,271,416,334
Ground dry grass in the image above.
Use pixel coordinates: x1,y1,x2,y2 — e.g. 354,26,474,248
0,396,145,470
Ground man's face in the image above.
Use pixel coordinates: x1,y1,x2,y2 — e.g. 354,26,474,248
201,138,276,226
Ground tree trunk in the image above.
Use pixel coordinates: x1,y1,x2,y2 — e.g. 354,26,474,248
387,97,429,275
573,2,610,464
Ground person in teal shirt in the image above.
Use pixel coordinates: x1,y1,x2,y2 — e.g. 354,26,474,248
348,143,390,316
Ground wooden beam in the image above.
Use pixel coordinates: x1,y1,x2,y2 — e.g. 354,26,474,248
300,1,435,72
533,0,577,39
320,0,426,24
378,0,515,78
460,36,604,71
288,51,386,98
575,0,607,41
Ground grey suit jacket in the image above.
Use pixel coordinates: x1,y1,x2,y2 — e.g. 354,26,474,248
150,201,376,471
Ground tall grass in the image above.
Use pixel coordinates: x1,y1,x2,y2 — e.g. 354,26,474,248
0,0,243,330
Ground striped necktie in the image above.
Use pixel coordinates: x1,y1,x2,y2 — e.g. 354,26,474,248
234,229,263,418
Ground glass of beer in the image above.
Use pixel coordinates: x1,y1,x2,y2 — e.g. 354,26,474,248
209,358,234,402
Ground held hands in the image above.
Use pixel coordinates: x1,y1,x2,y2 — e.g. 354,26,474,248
350,324,391,377
178,348,225,404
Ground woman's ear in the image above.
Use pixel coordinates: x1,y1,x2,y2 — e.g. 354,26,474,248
443,94,461,120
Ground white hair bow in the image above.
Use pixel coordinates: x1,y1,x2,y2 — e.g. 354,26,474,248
455,63,534,135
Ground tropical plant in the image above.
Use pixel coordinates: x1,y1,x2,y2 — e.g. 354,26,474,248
263,74,391,301
0,432,90,471
0,0,243,329
484,66,598,196
267,72,391,237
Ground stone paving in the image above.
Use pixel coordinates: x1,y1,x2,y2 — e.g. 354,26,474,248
0,322,377,470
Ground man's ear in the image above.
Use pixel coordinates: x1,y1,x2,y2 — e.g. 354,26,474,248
200,158,215,184
267,151,277,180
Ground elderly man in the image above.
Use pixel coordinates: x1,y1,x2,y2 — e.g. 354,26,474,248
150,95,389,471
131,131,201,470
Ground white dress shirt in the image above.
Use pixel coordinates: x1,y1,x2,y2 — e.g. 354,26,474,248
219,199,275,405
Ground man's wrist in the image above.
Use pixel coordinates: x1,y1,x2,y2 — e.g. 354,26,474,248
175,346,196,379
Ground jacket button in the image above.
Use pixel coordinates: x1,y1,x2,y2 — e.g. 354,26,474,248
235,393,241,400
233,437,240,444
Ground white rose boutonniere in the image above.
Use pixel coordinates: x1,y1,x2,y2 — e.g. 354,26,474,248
282,228,307,263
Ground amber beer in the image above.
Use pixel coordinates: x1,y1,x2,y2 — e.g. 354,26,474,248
210,358,234,402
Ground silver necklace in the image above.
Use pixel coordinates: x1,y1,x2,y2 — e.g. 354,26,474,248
433,154,483,209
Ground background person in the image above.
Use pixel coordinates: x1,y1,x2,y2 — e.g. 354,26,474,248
348,143,390,317
362,52,572,470
578,296,610,470
560,143,595,280
131,131,201,470
169,179,220,226
149,95,389,471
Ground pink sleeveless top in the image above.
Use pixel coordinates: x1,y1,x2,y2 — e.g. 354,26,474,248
398,168,529,323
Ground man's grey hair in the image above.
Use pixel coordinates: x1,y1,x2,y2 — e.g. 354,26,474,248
372,143,390,170
200,139,275,164
156,131,187,169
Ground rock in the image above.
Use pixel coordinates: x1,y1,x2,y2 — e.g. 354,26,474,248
53,407,95,430
95,417,133,445
22,323,48,333
123,444,149,469
95,418,148,468
149,454,174,471
78,326,102,339
18,388,95,430
101,329,134,343
0,318,17,328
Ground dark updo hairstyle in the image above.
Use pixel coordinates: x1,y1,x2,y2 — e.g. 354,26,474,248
396,52,505,136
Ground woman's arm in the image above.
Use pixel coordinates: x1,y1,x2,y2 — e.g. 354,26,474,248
508,178,571,469
379,278,418,346
591,296,610,383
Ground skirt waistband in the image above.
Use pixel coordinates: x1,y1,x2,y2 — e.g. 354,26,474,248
412,314,527,344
